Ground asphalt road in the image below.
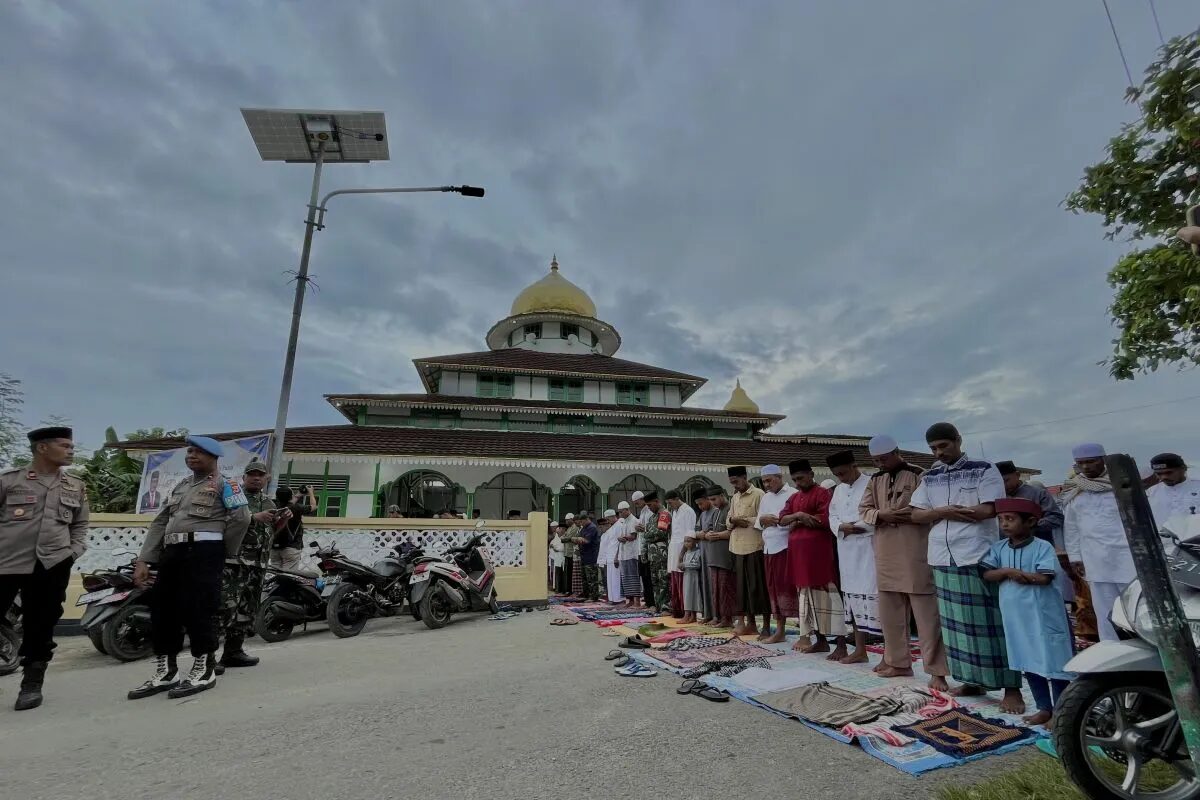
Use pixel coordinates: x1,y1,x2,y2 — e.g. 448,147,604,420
0,611,1031,800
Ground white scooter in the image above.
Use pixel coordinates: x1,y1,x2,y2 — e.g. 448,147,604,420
1053,513,1200,800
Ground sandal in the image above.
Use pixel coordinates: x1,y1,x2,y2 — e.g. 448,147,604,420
612,655,630,668
615,663,657,678
618,636,650,649
695,685,730,702
604,650,624,661
677,678,704,695
550,618,579,626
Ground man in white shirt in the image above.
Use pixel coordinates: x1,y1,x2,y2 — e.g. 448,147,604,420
826,450,877,665
754,464,797,644
615,501,643,607
1063,443,1135,642
910,422,1023,713
665,490,696,619
1146,452,1200,532
599,510,622,604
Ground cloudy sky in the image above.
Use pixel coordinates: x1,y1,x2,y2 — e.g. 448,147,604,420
3,1,1198,478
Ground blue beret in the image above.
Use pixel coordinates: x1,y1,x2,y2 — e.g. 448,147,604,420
185,435,224,458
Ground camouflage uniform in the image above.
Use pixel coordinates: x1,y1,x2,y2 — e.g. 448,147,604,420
642,510,671,613
220,488,273,638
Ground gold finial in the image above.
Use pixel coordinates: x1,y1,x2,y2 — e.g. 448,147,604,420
550,254,559,272
723,378,760,414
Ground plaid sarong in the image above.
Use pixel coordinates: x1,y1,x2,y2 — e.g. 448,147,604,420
798,583,846,637
755,683,904,727
933,565,1022,689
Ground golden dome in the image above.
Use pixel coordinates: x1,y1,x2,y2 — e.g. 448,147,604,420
510,256,597,317
723,379,760,414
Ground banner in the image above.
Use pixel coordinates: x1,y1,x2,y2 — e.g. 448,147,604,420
136,434,272,514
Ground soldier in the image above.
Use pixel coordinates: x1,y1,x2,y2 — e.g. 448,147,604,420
215,459,275,674
641,492,671,613
128,436,249,700
0,427,88,711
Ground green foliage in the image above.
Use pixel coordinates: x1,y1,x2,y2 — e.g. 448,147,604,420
1065,33,1200,379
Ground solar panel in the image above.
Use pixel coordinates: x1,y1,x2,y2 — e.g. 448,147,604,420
241,108,390,163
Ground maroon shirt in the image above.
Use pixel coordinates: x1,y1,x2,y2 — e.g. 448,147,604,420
783,485,835,588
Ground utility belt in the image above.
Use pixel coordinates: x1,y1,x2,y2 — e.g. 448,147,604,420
164,530,223,547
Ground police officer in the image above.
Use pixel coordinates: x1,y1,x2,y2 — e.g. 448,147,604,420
128,436,249,700
0,427,88,711
216,459,275,673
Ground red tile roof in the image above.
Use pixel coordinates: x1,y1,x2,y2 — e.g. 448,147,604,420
324,393,783,423
113,424,934,469
413,349,706,388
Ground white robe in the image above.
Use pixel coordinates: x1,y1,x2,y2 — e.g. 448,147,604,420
599,527,623,600
1064,489,1135,584
829,473,877,595
1147,478,1200,531
617,514,641,561
668,504,697,574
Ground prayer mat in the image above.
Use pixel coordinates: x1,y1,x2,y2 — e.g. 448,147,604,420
841,689,954,746
932,566,1022,690
893,708,1033,757
714,656,774,678
647,639,783,670
866,641,921,661
753,682,904,727
662,635,736,652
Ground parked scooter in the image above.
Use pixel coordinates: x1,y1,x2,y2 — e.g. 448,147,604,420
319,540,426,638
409,528,499,630
77,551,156,662
0,595,21,676
254,551,335,643
1053,513,1200,800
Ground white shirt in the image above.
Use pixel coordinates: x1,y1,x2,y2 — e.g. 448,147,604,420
755,484,797,556
1147,478,1200,531
617,513,640,561
1064,489,1136,584
598,526,618,565
829,473,876,595
910,455,1006,567
550,534,565,568
668,503,697,573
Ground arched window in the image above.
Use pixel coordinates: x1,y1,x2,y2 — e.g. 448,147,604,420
379,470,463,518
606,473,662,512
560,475,601,518
674,475,716,510
474,472,552,520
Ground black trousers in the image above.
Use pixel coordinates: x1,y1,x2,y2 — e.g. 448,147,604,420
639,558,656,607
0,557,73,665
151,541,224,658
562,558,574,596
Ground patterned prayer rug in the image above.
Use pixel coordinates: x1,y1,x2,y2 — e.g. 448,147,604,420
646,639,784,669
893,709,1034,757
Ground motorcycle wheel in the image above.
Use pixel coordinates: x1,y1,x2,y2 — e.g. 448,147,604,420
420,584,453,630
325,583,369,638
254,601,295,643
0,625,18,676
87,627,108,655
1053,674,1199,800
101,604,154,662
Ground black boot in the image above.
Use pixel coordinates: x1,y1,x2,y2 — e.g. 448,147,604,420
128,654,179,700
14,661,47,711
219,635,260,669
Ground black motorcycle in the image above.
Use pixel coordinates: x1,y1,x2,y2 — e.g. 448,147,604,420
319,541,425,638
254,555,334,643
77,553,155,662
0,595,20,676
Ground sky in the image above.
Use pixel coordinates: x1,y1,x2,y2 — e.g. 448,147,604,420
2,1,1198,479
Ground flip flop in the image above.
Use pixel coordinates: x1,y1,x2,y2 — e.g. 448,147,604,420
677,678,703,695
604,650,624,661
612,655,631,668
550,618,579,626
694,685,730,702
616,663,657,678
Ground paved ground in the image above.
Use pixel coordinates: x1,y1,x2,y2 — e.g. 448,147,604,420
0,611,1032,800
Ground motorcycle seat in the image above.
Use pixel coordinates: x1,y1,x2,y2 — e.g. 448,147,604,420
274,568,320,579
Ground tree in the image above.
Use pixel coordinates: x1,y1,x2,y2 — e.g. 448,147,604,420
0,373,25,468
1065,33,1200,380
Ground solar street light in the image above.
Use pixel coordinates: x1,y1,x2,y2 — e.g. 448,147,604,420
242,108,484,488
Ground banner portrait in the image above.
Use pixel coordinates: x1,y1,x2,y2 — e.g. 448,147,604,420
136,434,272,514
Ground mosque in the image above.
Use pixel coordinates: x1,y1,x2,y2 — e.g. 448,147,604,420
124,258,932,519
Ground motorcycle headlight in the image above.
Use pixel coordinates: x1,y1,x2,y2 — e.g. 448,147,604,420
1115,581,1153,642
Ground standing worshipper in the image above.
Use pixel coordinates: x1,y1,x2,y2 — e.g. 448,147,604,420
693,492,715,626
859,435,948,690
616,501,643,607
909,422,1023,712
129,437,250,700
1062,443,1135,642
600,509,623,603
726,467,769,636
632,491,659,611
0,427,88,711
562,513,581,598
826,450,879,664
665,491,695,618
550,523,567,593
700,486,736,628
755,465,798,644
573,511,601,602
778,460,842,656
216,460,274,674
996,460,1071,603
981,497,1075,726
1146,453,1200,528
642,492,672,613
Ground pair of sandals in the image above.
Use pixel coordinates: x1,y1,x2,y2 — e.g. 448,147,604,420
676,678,730,702
549,617,579,626
618,635,650,649
614,661,657,678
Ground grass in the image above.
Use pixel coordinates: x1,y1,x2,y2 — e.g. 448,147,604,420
935,752,1182,800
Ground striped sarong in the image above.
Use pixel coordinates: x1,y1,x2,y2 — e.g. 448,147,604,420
933,565,1022,690
619,559,642,598
798,583,846,638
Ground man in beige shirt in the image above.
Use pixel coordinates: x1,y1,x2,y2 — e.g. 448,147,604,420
0,426,89,711
726,466,768,636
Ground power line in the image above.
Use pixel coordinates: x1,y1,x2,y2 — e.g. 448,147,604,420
1148,0,1166,46
1101,0,1136,87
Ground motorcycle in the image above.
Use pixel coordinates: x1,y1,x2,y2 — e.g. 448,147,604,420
1053,513,1200,800
254,555,334,643
319,540,426,638
77,551,156,662
0,595,20,676
409,529,499,630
